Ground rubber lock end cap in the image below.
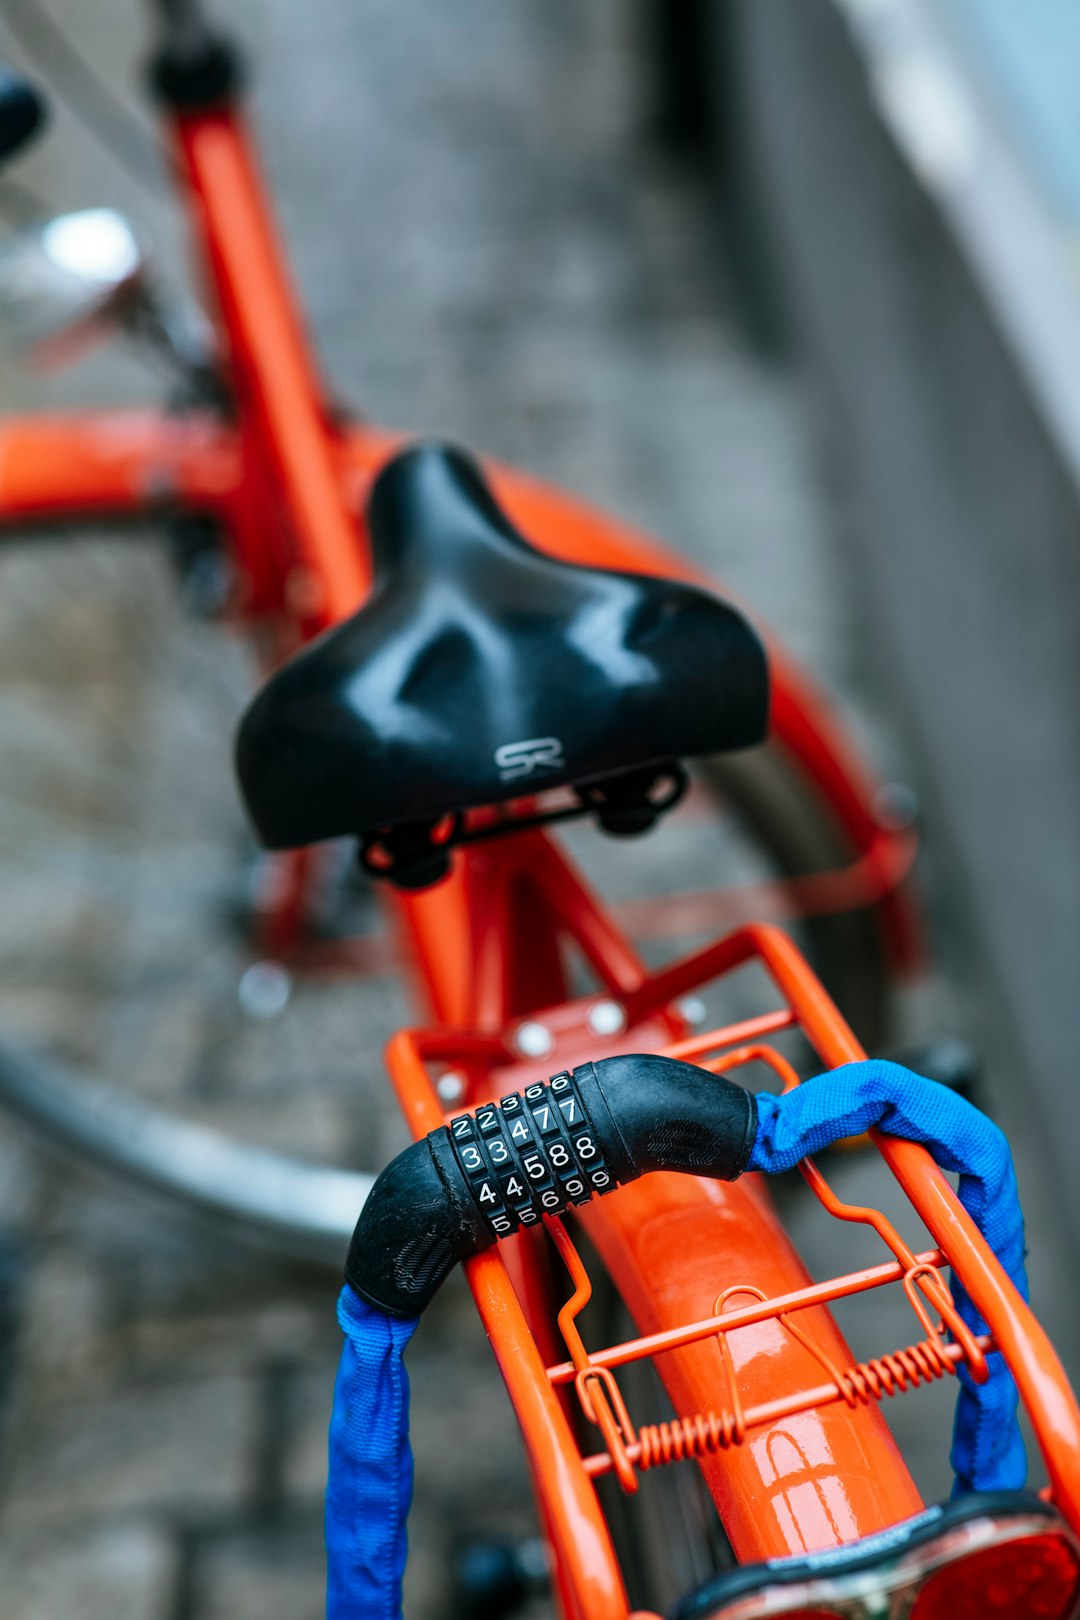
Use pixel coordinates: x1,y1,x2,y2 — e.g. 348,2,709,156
344,1130,492,1319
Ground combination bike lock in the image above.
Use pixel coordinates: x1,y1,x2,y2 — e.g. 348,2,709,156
346,1054,757,1317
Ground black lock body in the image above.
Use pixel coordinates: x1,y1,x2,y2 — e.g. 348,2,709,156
347,1054,758,1317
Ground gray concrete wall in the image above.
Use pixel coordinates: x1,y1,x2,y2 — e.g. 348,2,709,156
722,1,1080,1294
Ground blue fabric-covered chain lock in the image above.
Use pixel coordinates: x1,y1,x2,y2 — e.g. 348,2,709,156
325,1058,1029,1618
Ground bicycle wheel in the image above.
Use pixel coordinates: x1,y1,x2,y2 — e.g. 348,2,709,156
0,524,899,1263
0,527,385,1259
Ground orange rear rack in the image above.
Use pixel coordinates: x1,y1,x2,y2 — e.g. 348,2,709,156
386,920,1080,1619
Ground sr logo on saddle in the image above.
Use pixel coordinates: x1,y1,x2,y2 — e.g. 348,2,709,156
494,737,566,782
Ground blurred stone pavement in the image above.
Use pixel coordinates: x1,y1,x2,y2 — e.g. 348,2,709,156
0,2,1063,1618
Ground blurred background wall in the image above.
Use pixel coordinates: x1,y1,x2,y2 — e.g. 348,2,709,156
653,0,1080,1266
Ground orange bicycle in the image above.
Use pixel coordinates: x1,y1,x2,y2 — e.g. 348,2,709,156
1,6,1078,1619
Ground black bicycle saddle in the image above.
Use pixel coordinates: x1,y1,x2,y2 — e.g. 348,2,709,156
236,442,768,881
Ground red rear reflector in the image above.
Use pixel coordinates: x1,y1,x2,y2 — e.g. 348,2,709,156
911,1532,1080,1620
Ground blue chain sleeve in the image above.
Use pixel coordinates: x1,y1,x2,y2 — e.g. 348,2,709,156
325,1285,419,1620
749,1058,1028,1495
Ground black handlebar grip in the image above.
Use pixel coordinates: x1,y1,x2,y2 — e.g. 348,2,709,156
346,1055,757,1317
0,64,46,165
